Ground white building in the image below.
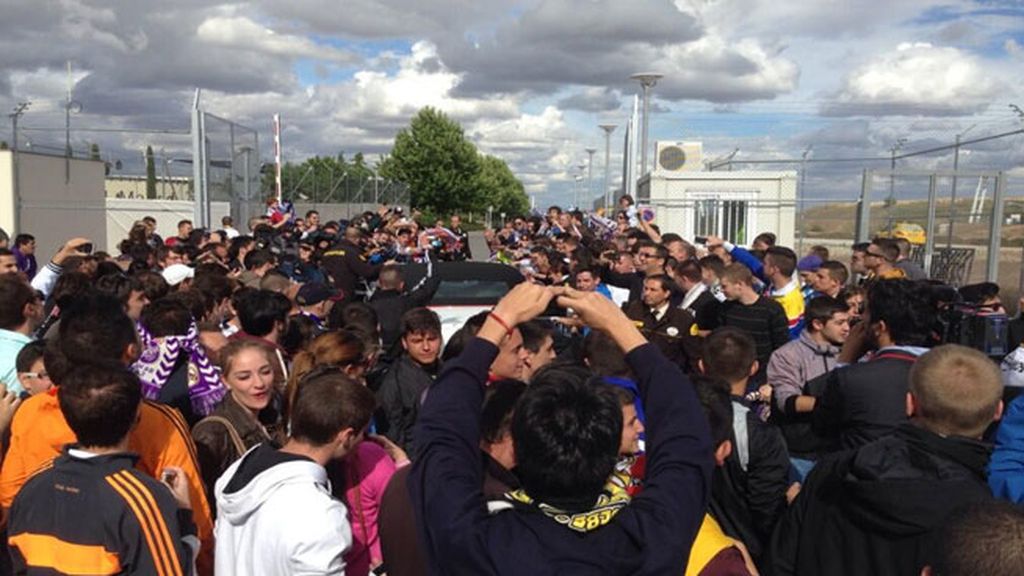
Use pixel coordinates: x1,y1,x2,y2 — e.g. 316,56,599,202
637,142,798,247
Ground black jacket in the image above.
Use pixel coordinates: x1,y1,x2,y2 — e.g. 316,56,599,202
771,424,993,576
710,398,790,565
376,355,440,453
409,338,713,575
369,274,442,362
321,239,382,298
9,449,197,576
687,290,720,331
812,349,920,451
624,301,701,373
451,227,472,261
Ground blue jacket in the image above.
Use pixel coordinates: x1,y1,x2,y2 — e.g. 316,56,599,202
989,393,1024,501
409,338,712,575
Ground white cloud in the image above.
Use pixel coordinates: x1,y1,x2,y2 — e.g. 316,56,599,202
196,16,357,63
822,43,1007,116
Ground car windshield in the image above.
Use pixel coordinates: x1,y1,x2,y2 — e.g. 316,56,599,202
432,279,512,305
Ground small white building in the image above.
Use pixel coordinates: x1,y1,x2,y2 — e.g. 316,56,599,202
636,142,798,247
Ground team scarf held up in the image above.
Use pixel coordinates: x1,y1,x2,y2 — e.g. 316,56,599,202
133,321,226,417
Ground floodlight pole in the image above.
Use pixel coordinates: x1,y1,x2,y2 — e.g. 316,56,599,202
599,124,616,211
887,137,908,233
585,147,597,209
630,73,663,178
9,101,30,235
947,124,976,251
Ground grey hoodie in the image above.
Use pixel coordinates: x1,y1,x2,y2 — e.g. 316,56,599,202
767,329,839,413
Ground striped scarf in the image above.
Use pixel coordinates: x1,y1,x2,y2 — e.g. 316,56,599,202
133,322,226,417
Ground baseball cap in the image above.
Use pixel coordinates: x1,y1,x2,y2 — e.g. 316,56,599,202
797,255,823,273
295,282,344,306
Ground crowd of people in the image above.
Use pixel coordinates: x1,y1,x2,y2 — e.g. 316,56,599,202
0,192,1022,575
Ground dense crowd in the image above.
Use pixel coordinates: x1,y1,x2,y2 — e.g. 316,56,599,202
0,192,1022,575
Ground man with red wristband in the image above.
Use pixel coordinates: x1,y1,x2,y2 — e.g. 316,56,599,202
409,283,713,575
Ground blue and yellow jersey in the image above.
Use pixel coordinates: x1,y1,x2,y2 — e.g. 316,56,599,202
770,279,805,340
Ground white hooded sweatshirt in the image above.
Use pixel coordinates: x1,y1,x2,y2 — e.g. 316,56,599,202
214,445,351,575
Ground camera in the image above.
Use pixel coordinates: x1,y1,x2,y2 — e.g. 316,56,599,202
937,303,1010,358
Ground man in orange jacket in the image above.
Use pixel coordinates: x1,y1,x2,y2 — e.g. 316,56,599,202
0,294,214,575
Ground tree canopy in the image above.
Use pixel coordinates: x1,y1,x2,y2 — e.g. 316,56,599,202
380,106,528,216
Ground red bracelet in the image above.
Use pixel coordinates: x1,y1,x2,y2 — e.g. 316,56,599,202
488,312,514,337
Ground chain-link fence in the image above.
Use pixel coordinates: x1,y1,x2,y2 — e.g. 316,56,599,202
192,109,261,228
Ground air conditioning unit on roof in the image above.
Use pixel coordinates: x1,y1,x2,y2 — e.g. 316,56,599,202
654,141,702,173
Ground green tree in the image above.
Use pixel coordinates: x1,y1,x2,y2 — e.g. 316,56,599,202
145,145,157,199
0,141,8,150
379,107,481,214
475,154,528,216
89,143,101,161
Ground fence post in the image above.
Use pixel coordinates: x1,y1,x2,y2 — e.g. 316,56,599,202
855,169,871,243
924,174,937,274
986,172,1006,282
191,107,209,229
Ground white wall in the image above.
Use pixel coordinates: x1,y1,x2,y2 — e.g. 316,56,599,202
105,198,232,251
0,151,107,260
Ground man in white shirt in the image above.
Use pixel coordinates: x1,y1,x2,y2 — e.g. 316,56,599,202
215,371,376,575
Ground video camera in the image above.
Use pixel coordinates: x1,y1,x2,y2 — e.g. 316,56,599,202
929,282,1011,357
937,302,1010,358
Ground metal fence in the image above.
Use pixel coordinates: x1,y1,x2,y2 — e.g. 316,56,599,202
191,105,261,229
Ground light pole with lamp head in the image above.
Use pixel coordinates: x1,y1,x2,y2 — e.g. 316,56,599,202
576,163,586,209
798,145,812,253
630,72,663,180
887,137,908,233
585,147,597,209
947,124,977,251
599,124,616,211
9,101,30,235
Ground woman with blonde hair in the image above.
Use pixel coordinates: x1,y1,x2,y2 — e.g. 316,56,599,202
192,339,287,505
288,330,408,576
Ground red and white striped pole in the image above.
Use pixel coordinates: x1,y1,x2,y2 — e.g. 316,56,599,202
273,113,282,203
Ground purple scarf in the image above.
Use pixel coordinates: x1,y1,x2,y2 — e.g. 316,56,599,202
133,321,226,416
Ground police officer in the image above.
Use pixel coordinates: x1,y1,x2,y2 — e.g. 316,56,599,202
624,274,701,373
320,226,382,299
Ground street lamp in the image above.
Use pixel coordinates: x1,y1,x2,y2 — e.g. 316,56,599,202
64,100,82,185
573,174,584,210
887,137,908,232
630,72,663,177
947,124,977,251
599,124,617,211
9,101,30,235
798,145,813,253
585,148,597,209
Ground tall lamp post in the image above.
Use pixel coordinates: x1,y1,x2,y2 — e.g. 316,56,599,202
599,124,616,211
798,145,812,254
947,124,976,252
887,137,908,233
630,72,663,178
585,147,597,209
9,101,30,235
574,163,586,209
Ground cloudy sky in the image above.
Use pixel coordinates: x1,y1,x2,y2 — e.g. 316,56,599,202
2,0,1023,207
